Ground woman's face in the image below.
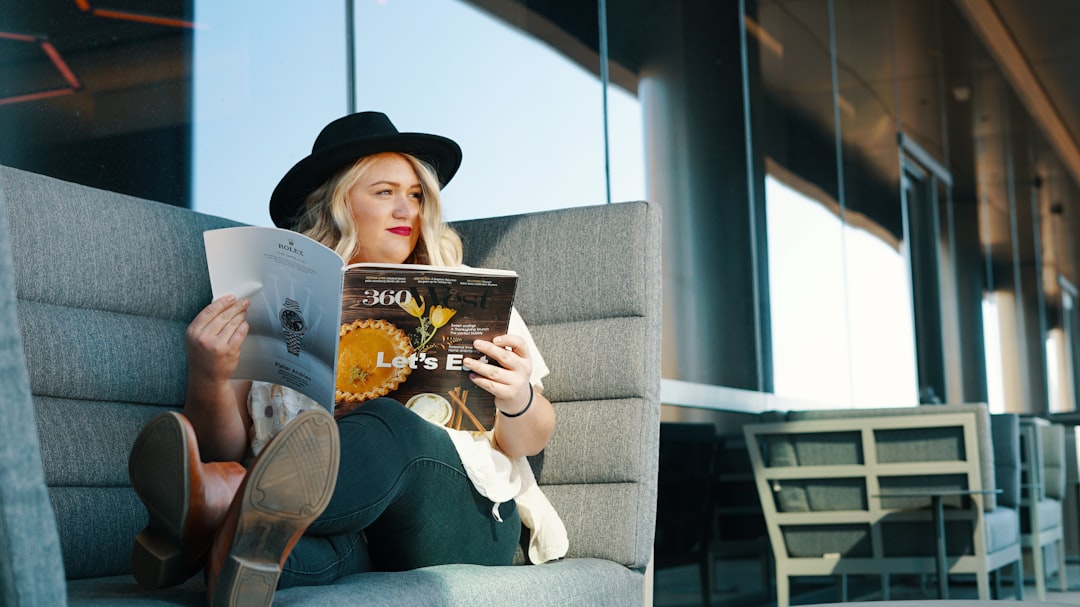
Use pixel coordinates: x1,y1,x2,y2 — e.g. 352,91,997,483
345,153,422,265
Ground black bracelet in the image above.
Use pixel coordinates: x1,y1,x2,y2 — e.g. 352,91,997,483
497,384,533,418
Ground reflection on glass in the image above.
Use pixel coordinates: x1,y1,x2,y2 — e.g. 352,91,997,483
352,0,643,221
835,0,914,405
1047,330,1062,412
767,173,916,407
189,0,644,225
767,173,850,405
982,292,1006,413
891,0,948,162
845,224,918,404
191,1,348,225
1048,290,1076,413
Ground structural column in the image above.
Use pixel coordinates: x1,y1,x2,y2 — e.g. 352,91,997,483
638,0,771,391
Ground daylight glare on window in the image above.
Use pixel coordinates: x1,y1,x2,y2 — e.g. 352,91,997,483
767,174,918,408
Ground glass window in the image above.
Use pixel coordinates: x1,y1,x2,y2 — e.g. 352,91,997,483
767,171,917,407
757,0,916,407
835,0,917,405
0,3,196,206
2,1,641,226
766,172,852,405
982,292,1007,412
975,69,1058,414
351,0,643,221
191,1,348,225
1049,289,1077,412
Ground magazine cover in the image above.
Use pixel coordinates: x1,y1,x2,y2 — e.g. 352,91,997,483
335,264,518,431
204,226,518,428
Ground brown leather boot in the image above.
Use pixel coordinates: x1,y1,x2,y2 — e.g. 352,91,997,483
129,411,247,589
206,408,339,607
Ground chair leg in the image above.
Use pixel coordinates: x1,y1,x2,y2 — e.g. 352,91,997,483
880,573,890,601
761,544,773,599
1058,537,1068,591
976,568,990,600
1034,541,1047,601
992,567,1002,599
697,548,713,607
776,574,790,607
1014,559,1025,601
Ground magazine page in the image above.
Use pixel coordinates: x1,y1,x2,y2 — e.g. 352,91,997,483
204,226,344,410
335,263,517,431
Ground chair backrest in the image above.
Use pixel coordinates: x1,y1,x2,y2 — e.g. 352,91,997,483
785,404,1004,509
1021,417,1068,501
1043,423,1067,500
744,409,1002,565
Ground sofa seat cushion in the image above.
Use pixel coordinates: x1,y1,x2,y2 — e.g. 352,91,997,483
985,506,1021,554
66,558,642,607
1021,498,1063,533
776,507,1019,559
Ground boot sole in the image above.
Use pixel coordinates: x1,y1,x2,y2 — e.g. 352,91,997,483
129,412,201,588
211,409,340,607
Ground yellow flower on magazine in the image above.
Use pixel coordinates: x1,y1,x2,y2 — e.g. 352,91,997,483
399,294,425,318
430,305,457,329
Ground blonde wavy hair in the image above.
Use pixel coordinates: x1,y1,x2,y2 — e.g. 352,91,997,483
291,152,463,267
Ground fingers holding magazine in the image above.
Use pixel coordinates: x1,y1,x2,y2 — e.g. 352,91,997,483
186,295,251,384
464,334,532,409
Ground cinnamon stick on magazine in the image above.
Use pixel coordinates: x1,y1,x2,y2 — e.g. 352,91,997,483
203,226,517,431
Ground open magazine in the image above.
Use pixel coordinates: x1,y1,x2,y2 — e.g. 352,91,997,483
204,226,517,431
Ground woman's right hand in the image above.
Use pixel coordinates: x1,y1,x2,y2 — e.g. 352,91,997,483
182,295,254,462
185,295,250,385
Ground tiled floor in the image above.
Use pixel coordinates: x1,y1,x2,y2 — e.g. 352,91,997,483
653,560,1080,607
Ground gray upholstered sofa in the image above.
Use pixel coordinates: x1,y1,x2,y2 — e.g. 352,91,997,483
0,165,662,606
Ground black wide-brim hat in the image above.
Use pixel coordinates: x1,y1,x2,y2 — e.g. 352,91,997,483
269,111,462,228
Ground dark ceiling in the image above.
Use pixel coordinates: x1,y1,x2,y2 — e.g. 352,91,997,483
5,1,1079,173
990,0,1080,164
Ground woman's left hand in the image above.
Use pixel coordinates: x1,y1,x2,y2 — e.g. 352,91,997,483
463,334,533,415
466,334,555,457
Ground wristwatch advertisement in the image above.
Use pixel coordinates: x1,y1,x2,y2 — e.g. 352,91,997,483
279,297,307,356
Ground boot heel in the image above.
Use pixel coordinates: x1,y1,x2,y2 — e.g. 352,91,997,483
129,411,244,589
211,557,278,607
129,412,196,588
131,527,185,589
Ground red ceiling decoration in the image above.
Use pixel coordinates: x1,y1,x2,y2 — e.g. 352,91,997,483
0,32,82,106
74,0,203,29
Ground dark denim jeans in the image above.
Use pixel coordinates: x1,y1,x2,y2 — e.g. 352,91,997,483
279,398,520,587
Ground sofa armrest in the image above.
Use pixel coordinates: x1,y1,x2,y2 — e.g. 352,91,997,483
0,167,68,605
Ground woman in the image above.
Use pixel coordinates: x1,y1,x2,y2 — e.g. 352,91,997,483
128,112,560,607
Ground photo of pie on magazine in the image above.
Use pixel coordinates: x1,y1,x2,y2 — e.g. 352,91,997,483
335,263,517,431
203,226,517,431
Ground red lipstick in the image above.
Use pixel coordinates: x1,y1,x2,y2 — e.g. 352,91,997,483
388,227,413,236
